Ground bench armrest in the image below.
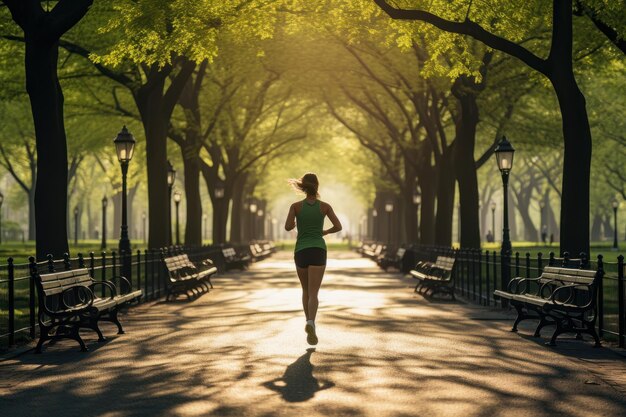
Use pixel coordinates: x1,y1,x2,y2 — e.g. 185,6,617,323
549,283,593,307
91,281,117,298
60,286,95,310
114,275,134,295
508,277,543,294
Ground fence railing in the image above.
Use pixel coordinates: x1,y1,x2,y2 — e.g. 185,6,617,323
408,245,626,348
0,245,228,349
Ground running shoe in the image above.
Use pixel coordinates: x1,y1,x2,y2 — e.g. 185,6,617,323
305,323,318,345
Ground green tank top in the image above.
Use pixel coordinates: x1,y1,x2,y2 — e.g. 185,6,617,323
295,200,326,253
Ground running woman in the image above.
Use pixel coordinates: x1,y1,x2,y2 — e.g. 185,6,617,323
284,173,342,345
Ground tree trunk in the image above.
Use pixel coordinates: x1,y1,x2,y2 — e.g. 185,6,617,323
434,154,455,246
418,174,436,245
454,92,481,249
211,196,230,244
590,212,602,241
26,39,69,259
135,88,170,249
403,160,418,243
182,153,202,246
229,173,248,243
551,76,591,255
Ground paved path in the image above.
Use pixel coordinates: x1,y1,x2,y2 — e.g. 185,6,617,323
1,251,626,417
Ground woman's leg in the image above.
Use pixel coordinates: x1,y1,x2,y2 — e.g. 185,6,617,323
296,267,310,320
307,265,326,321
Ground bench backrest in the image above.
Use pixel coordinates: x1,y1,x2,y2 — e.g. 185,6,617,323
223,247,237,259
540,266,600,286
36,268,93,297
434,256,455,272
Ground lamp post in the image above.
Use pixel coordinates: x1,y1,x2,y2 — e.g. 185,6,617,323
202,213,207,243
495,136,515,307
0,191,4,245
142,211,146,244
101,196,108,250
257,209,264,240
385,201,394,245
214,179,225,243
539,200,548,244
167,160,176,246
73,206,79,245
413,188,422,243
113,126,136,278
613,199,619,250
249,200,257,240
271,218,278,242
490,201,496,242
174,190,181,245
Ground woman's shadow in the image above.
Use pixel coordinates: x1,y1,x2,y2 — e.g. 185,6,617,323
263,348,335,402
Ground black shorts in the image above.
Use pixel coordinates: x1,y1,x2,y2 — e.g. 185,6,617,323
294,248,327,268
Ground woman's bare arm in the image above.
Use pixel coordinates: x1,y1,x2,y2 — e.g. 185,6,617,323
284,203,296,231
323,204,342,236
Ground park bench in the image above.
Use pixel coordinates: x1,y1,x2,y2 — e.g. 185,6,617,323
363,243,384,260
410,255,457,300
162,253,217,301
222,246,250,271
494,262,603,347
32,266,142,353
250,242,271,260
377,247,406,271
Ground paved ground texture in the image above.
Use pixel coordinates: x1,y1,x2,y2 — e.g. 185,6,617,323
1,251,626,417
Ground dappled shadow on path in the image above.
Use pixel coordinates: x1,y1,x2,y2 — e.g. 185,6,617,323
263,348,335,402
0,251,625,417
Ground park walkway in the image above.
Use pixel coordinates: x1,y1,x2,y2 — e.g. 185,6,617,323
1,251,626,417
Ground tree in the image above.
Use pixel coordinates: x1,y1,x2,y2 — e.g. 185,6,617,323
374,0,613,255
1,0,94,259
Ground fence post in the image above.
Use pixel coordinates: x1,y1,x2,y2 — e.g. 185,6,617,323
597,254,604,338
493,251,497,305
137,250,141,294
477,250,483,305
89,252,95,279
112,251,117,289
144,249,150,300
485,251,490,307
29,256,36,339
515,252,520,278
101,252,107,298
537,252,543,276
618,255,624,348
8,258,15,346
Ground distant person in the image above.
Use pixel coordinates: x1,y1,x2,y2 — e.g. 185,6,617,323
549,233,554,246
284,173,342,345
541,225,548,244
486,230,494,243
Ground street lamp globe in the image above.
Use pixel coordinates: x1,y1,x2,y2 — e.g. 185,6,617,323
113,126,136,163
173,190,182,203
167,160,176,187
539,201,545,209
74,206,79,216
258,209,264,217
215,180,225,199
372,209,378,217
385,202,394,213
613,200,620,209
271,218,278,225
490,201,496,211
413,187,422,205
495,136,515,173
102,196,108,208
250,202,258,213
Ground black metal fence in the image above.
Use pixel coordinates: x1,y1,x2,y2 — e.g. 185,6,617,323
409,245,626,348
0,245,228,349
